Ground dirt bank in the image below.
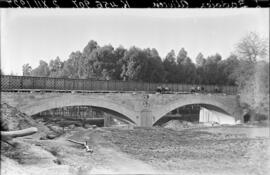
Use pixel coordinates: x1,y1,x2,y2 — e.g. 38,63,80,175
1,127,158,175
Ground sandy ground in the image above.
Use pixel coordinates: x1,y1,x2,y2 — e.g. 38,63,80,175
1,126,270,175
104,126,270,175
1,127,157,175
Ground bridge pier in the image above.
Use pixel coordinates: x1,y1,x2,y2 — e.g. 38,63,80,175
140,109,154,127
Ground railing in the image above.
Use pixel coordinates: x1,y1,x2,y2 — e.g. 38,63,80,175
0,75,238,95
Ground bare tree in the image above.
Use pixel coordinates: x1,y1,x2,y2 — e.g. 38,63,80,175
233,32,269,119
236,32,269,62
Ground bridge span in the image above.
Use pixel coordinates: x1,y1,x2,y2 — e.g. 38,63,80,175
1,75,243,127
1,91,243,127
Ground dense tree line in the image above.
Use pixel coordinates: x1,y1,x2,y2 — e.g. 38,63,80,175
23,41,240,86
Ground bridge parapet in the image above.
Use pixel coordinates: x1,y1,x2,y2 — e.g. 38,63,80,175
1,75,237,95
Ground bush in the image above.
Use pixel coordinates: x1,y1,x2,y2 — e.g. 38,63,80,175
254,113,268,121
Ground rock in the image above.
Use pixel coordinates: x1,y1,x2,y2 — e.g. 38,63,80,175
35,143,42,146
68,124,76,129
46,134,57,140
53,159,62,165
84,124,92,129
236,120,241,124
202,122,213,126
39,135,47,140
212,122,220,126
47,125,63,133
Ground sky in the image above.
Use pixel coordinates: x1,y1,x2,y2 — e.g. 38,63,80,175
1,8,269,75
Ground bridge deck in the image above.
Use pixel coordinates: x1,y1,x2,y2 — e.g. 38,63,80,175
1,89,232,97
1,75,237,95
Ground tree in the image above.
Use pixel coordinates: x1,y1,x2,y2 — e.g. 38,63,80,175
233,32,269,117
176,48,188,65
182,59,196,84
49,57,64,78
202,54,223,85
113,46,127,80
82,40,99,58
236,32,268,62
253,61,269,116
195,53,205,67
62,51,83,78
87,45,117,80
121,47,149,81
218,54,239,85
163,50,178,83
22,64,32,76
175,48,196,83
31,60,50,77
144,48,165,82
233,33,269,88
164,50,176,64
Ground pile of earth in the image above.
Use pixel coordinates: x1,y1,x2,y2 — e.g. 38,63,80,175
0,103,82,140
0,103,52,138
1,103,37,131
162,119,203,131
0,103,89,175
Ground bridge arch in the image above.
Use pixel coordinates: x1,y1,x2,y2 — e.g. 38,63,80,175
152,96,236,125
17,94,138,125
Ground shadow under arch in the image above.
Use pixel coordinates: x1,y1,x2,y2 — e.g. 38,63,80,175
152,101,235,126
18,95,138,125
153,103,231,126
33,105,136,125
93,106,136,124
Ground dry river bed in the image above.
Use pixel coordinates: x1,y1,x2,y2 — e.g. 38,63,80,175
102,126,270,175
1,126,270,175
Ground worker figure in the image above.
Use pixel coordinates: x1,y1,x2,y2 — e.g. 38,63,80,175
190,86,196,93
214,86,219,93
156,86,162,93
201,86,205,92
162,86,170,93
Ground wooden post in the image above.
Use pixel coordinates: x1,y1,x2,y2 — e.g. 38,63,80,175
43,77,46,90
53,78,56,90
90,79,93,90
8,76,11,89
20,76,23,89
32,77,35,89
63,78,66,90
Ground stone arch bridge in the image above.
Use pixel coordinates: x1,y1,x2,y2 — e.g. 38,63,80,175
1,92,243,127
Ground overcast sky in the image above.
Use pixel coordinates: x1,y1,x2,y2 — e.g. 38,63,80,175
1,9,269,75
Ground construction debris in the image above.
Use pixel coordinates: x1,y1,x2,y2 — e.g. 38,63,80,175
1,127,38,139
1,127,38,146
67,139,93,153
